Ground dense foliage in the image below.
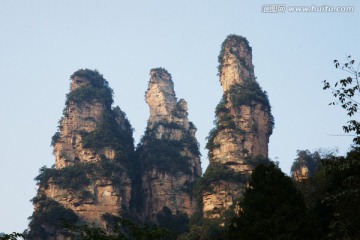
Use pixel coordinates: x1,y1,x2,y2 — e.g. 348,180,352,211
299,148,360,239
197,163,248,193
227,80,272,111
156,207,190,238
63,214,173,240
137,122,200,175
151,67,172,79
80,109,134,164
0,232,24,240
66,85,114,108
67,69,114,107
35,159,126,198
228,162,307,240
138,138,192,175
322,149,360,239
179,215,234,240
26,195,79,239
50,131,60,147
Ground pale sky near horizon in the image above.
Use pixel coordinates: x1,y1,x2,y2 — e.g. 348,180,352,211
0,0,359,233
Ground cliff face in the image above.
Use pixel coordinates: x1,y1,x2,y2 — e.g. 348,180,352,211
28,70,134,239
203,35,273,218
137,68,201,222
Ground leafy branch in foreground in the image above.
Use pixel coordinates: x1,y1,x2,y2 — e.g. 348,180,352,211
0,232,24,240
65,214,172,240
323,55,360,144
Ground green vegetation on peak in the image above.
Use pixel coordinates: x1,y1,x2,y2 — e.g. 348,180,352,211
150,67,172,79
227,80,271,111
217,34,252,76
71,69,110,89
223,34,250,48
66,69,114,107
80,109,134,163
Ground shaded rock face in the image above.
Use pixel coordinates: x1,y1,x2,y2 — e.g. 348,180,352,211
138,68,201,222
28,70,134,239
203,35,273,218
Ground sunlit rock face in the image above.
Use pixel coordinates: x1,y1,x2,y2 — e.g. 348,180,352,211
203,35,273,218
292,165,309,182
54,74,132,169
219,35,255,93
138,68,202,222
28,70,135,239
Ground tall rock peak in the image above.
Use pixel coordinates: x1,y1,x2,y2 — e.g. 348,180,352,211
209,35,273,171
146,68,189,128
202,35,274,218
54,69,127,169
137,68,201,222
28,69,134,239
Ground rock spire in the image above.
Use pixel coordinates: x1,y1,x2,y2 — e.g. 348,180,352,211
202,35,274,218
27,69,134,239
137,68,202,222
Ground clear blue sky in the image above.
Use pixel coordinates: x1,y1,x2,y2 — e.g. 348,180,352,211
0,0,359,233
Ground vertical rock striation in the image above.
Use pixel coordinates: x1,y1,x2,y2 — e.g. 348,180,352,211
28,70,134,239
137,68,202,222
202,35,274,218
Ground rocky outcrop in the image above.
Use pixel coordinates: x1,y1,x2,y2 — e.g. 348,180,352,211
44,175,131,223
291,150,321,182
202,180,243,218
292,165,309,182
53,72,133,169
203,35,273,218
137,68,201,222
28,70,135,239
